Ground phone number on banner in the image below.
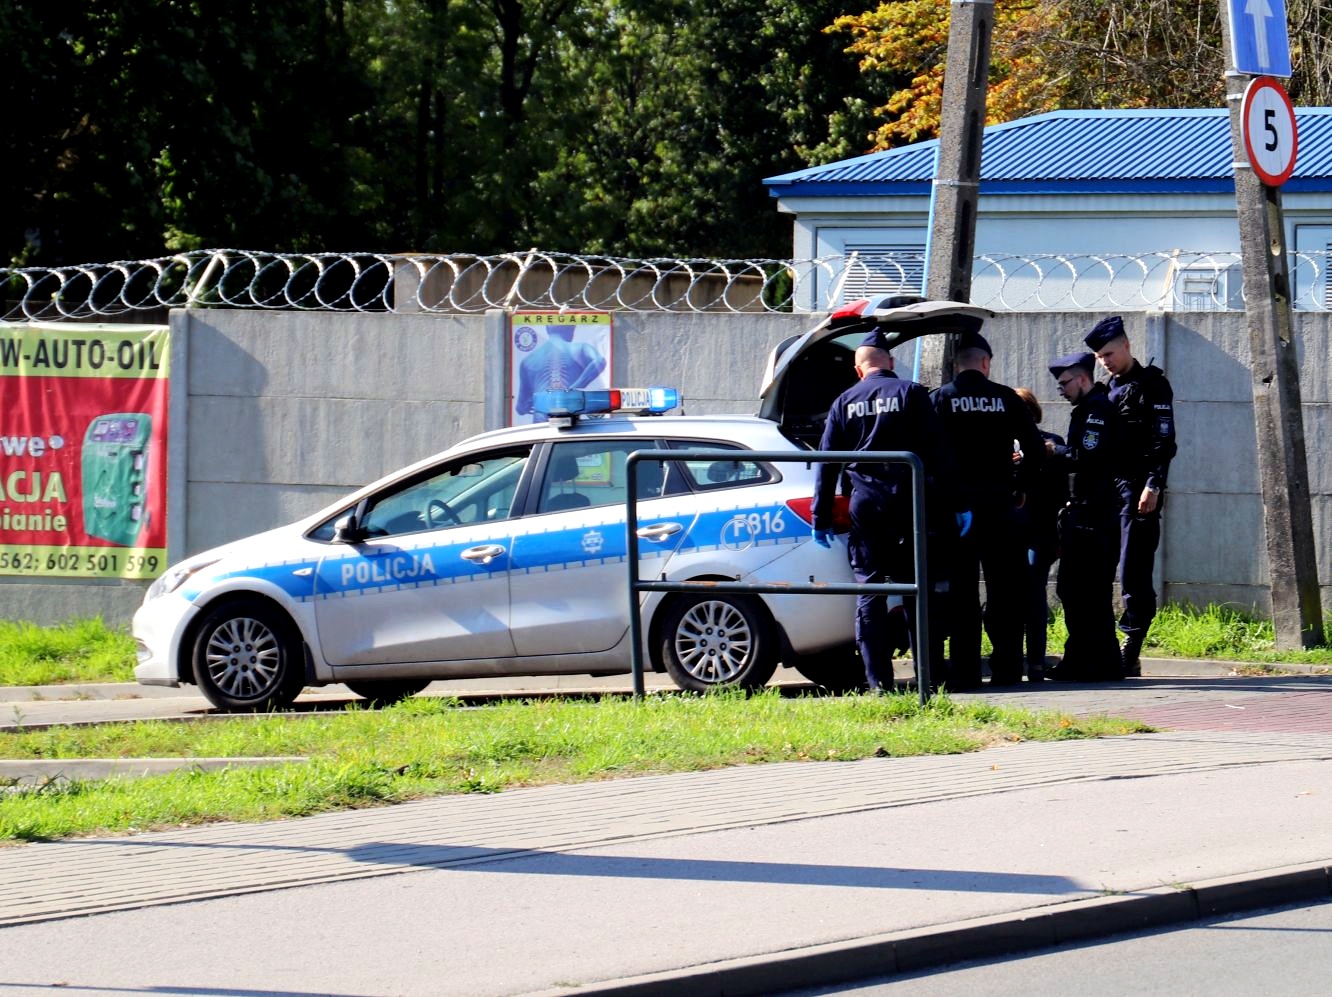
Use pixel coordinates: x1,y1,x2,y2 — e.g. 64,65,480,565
0,546,166,579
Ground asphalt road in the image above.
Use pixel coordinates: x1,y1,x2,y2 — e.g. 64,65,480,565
793,898,1332,996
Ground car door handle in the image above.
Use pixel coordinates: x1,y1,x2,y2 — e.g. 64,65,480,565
460,544,506,564
636,522,683,542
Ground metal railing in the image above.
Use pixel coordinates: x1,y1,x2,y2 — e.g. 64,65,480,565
624,448,933,705
4,248,1329,321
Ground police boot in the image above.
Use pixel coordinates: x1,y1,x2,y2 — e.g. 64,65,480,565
1121,633,1144,678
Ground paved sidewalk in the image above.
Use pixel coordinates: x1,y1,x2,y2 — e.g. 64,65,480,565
2,672,1332,995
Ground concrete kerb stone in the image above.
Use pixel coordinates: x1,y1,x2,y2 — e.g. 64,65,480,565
0,757,308,787
0,656,1316,705
539,861,1332,996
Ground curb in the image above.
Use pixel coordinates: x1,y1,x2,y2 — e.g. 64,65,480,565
544,861,1332,995
0,675,688,704
0,757,309,786
0,657,1314,704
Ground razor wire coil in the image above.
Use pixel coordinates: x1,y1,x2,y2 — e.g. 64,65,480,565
2,248,1326,321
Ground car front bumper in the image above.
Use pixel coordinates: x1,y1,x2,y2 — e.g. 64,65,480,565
132,592,199,687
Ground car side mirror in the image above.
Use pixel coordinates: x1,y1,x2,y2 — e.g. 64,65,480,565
332,513,365,544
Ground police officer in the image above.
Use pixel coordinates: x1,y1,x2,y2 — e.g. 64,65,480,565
1084,316,1178,676
812,330,969,692
1046,352,1123,681
1012,387,1068,683
930,330,1044,687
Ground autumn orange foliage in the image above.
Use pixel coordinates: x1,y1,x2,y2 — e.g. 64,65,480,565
829,0,1232,150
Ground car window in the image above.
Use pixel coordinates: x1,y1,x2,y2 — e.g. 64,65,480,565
354,447,531,538
664,440,774,492
536,440,671,514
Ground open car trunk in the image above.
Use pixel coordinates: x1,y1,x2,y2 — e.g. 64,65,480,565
757,296,994,446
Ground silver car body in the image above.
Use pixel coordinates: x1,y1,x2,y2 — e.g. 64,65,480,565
133,413,856,699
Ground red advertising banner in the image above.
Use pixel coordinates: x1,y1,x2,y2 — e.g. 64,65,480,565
0,324,170,579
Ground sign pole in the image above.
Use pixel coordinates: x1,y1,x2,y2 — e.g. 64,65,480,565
1221,15,1324,648
920,0,992,388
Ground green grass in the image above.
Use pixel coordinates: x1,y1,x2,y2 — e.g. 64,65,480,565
0,690,1148,842
1141,603,1332,665
0,618,136,686
979,603,1331,667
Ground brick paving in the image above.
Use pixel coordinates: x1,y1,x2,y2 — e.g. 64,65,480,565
1119,690,1332,734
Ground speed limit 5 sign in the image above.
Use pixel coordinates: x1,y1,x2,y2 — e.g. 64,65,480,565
1242,76,1299,187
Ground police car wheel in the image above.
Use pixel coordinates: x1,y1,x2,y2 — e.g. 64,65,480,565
344,679,431,707
191,598,305,713
791,644,867,693
658,594,777,692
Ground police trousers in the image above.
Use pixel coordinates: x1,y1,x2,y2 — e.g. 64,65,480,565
947,502,1026,686
846,486,948,691
1115,479,1163,642
1055,502,1123,679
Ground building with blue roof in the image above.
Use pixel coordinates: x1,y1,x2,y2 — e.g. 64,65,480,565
763,108,1332,311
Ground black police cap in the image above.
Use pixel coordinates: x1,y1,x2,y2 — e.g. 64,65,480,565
1083,315,1126,350
1048,351,1095,378
860,329,893,350
956,329,991,356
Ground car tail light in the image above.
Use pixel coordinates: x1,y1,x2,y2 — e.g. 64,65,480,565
785,495,851,532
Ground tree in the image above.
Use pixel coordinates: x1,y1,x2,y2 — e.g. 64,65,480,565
829,0,1332,150
5,0,893,266
4,0,378,264
527,0,881,258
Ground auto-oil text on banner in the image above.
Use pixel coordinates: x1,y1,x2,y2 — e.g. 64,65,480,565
0,324,170,579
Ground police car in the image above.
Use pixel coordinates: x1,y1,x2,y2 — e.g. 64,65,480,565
133,297,988,712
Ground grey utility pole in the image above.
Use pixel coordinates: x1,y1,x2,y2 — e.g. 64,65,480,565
920,0,992,388
1221,14,1324,647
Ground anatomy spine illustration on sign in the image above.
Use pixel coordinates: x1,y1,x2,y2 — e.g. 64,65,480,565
510,312,612,426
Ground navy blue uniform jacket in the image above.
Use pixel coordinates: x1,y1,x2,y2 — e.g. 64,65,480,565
1048,381,1121,509
1108,360,1176,491
812,369,960,531
930,369,1044,508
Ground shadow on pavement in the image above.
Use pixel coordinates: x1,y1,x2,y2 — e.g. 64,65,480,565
341,842,1088,895
66,835,1086,895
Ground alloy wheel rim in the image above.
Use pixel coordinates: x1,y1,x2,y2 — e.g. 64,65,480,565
204,616,282,699
673,600,753,683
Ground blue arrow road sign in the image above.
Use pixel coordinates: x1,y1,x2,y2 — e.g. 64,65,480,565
1228,0,1292,77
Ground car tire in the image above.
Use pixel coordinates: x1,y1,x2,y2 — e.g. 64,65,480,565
191,598,306,713
343,679,431,707
658,594,777,692
791,644,867,693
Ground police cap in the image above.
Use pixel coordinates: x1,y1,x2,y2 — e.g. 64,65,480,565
1048,351,1096,379
860,329,892,350
1083,315,1126,350
956,329,991,357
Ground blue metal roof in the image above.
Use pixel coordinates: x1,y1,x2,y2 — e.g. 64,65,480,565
764,108,1332,197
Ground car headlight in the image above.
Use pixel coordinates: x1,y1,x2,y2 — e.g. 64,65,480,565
146,558,221,601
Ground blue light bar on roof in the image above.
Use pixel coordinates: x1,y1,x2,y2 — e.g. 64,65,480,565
533,387,680,418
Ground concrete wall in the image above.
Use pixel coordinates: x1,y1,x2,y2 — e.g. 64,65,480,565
4,307,1328,626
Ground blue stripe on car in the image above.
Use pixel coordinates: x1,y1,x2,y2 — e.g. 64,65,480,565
185,503,804,604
